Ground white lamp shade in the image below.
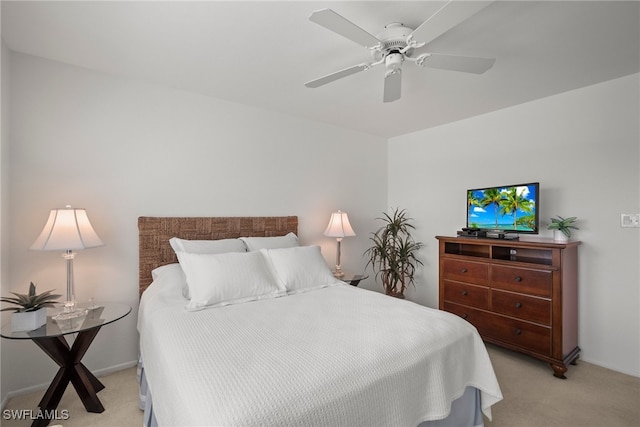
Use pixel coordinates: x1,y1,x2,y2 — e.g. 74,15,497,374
323,210,356,238
30,206,104,251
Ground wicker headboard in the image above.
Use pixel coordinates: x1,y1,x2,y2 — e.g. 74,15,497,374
138,216,298,295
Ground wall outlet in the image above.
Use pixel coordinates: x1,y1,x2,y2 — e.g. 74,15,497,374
620,213,640,228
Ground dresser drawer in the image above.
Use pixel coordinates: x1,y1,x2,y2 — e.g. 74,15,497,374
482,314,551,356
490,265,552,297
443,281,489,310
443,302,490,335
491,289,551,326
442,259,488,285
443,302,551,356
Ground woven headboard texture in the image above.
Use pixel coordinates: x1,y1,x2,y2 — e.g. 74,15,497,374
138,216,298,295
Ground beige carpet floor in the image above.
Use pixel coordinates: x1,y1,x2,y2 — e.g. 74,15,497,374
2,344,639,426
484,344,639,427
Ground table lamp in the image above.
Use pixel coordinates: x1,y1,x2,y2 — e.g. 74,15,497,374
323,210,356,277
30,205,104,320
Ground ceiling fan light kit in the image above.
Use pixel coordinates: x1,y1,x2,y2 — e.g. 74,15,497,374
305,1,496,103
384,52,404,70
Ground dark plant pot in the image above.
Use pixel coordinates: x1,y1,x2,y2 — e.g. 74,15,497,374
385,290,405,299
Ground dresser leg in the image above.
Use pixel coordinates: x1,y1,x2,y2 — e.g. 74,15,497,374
550,363,568,379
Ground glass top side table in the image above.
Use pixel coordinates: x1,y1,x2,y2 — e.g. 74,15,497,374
1,303,131,427
340,273,369,287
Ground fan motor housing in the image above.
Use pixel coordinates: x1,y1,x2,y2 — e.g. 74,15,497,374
372,22,414,61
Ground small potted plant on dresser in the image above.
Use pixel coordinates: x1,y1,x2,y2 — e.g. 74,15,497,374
1,282,61,332
364,208,424,299
548,215,579,242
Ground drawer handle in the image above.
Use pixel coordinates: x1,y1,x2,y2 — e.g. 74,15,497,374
515,302,523,308
514,276,522,282
461,290,468,296
514,328,522,335
460,268,468,273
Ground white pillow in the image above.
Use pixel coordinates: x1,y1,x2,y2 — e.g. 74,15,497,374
169,237,247,299
169,237,246,254
260,245,342,294
148,263,187,297
176,251,285,311
240,232,299,251
151,263,185,281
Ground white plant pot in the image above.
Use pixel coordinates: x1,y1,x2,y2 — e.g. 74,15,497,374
11,307,47,332
553,230,569,243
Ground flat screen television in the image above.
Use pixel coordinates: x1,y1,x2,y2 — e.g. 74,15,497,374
466,182,539,234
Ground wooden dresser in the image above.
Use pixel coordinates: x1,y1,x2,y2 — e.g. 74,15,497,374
436,236,580,378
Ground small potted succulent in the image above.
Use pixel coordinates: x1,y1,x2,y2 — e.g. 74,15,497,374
548,215,579,242
1,282,61,331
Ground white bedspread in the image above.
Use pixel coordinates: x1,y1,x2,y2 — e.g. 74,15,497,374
139,277,502,427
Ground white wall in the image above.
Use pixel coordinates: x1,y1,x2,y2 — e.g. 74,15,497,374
2,51,387,399
389,73,640,376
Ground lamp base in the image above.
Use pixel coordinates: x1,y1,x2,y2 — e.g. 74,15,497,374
53,300,88,321
333,267,345,277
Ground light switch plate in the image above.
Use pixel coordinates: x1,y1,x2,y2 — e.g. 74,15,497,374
621,213,640,228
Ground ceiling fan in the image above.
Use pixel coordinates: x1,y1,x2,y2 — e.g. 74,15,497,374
304,1,496,103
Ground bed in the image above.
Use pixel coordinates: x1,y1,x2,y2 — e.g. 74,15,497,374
137,216,502,427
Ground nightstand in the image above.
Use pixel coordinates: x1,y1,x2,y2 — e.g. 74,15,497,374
340,273,369,287
1,303,131,427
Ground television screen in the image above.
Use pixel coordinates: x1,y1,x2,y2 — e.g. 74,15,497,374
467,182,539,234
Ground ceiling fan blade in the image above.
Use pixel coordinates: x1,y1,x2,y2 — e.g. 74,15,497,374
309,9,381,48
383,70,402,103
420,53,495,74
305,63,369,88
411,1,493,45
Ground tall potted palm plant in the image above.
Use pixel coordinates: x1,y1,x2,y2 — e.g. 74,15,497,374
364,208,423,298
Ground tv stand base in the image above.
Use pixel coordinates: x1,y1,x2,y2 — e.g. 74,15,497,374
485,231,520,240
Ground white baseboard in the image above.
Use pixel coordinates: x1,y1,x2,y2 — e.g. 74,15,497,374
92,359,139,378
580,356,640,378
1,359,139,410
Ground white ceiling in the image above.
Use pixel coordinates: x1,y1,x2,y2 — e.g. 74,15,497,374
2,1,639,138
